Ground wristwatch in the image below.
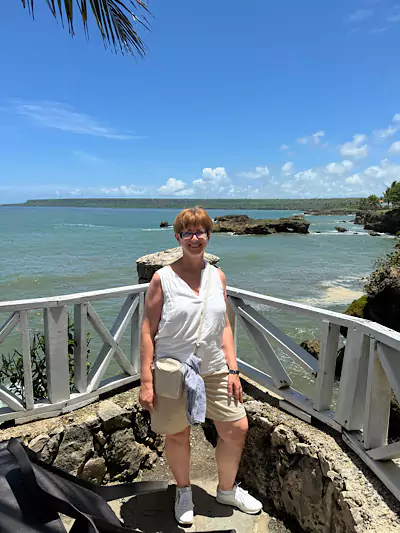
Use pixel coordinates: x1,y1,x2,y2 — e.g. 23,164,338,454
228,368,240,375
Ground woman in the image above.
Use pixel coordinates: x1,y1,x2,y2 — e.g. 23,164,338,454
139,206,262,525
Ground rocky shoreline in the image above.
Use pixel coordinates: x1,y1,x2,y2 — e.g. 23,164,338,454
352,208,400,235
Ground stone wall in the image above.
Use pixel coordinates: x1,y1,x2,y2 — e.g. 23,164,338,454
204,380,400,533
0,389,163,485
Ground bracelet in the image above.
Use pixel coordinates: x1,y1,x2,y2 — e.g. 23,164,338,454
228,369,240,375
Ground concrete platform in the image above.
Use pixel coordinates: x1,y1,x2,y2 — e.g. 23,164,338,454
116,479,289,532
63,426,291,532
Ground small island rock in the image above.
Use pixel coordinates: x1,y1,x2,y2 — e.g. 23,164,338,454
159,221,169,228
335,226,347,233
213,214,310,235
136,247,220,283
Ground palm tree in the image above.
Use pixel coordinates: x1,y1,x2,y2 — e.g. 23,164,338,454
21,0,150,56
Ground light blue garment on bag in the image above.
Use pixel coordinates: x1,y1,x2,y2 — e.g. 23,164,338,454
182,354,206,425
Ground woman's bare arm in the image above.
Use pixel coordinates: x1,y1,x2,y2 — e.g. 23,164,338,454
218,269,239,370
139,273,163,412
218,268,243,405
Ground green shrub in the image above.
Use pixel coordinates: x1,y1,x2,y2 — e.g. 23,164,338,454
344,295,368,318
0,319,91,402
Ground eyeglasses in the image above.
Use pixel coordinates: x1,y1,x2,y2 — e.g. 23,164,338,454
179,230,209,240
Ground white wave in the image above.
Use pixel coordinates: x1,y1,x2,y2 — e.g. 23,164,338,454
141,228,172,232
298,286,364,307
309,230,367,235
54,223,108,229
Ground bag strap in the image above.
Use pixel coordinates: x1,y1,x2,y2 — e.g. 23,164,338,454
193,263,213,355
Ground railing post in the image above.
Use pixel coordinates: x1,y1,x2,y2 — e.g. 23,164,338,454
363,340,392,450
74,303,88,393
335,326,370,430
131,292,143,374
44,306,70,404
20,310,34,410
227,298,238,356
314,320,340,412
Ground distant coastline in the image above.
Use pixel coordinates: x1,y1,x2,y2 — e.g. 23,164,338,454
1,197,362,212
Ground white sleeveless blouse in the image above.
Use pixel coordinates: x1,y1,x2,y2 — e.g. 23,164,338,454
154,262,227,376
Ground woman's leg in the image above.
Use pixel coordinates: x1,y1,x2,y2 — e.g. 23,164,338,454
165,426,191,487
214,416,248,491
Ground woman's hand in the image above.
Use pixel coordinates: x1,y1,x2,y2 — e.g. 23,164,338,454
139,381,155,413
228,373,243,406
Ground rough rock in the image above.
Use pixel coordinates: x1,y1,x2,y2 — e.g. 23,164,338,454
159,221,169,228
213,214,310,235
136,247,220,283
355,252,400,334
85,415,101,432
353,208,400,234
98,400,130,433
28,433,50,453
80,455,106,484
231,397,400,533
369,231,381,237
53,424,93,476
335,226,347,233
299,340,321,359
41,431,63,464
105,428,150,480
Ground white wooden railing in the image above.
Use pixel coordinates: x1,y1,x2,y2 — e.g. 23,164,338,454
1,284,400,502
0,285,145,425
226,287,400,503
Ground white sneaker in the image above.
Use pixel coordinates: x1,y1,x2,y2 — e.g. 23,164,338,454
175,486,194,525
216,484,262,515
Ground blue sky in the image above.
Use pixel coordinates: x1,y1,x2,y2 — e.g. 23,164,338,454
1,0,400,202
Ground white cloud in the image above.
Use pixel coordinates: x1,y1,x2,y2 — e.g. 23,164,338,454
345,159,400,189
387,5,400,22
325,160,354,175
237,166,270,179
12,100,142,140
374,125,398,139
294,169,317,181
347,9,373,23
158,178,186,195
101,185,145,196
393,113,400,122
389,141,400,154
340,134,368,159
282,162,294,175
74,151,104,164
175,188,195,197
296,131,325,145
280,144,289,151
201,167,229,184
345,174,363,185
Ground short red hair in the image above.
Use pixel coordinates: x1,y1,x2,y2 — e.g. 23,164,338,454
173,206,213,234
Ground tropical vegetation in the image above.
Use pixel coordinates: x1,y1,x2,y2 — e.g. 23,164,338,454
21,0,150,56
358,194,380,211
4,197,364,211
0,319,91,401
383,181,400,208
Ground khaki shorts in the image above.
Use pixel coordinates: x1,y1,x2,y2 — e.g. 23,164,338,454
151,367,246,435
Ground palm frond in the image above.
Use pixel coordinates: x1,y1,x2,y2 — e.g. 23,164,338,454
21,0,151,57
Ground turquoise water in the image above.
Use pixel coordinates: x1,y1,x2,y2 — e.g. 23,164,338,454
0,207,395,397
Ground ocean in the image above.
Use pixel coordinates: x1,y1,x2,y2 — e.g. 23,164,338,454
0,206,395,397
